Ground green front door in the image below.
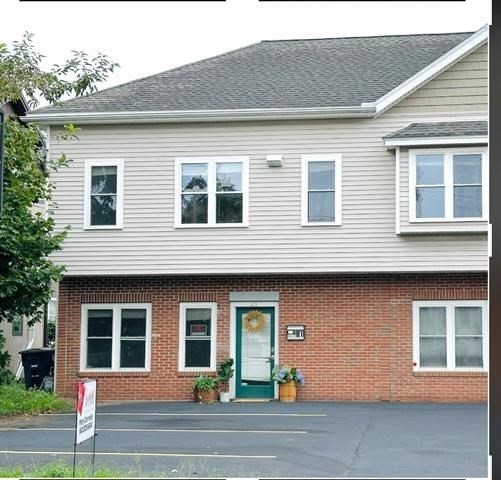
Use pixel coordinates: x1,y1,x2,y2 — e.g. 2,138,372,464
236,307,275,399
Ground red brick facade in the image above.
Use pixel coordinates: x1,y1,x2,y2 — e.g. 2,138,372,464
55,273,487,402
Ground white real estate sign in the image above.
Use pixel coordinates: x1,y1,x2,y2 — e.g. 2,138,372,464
75,379,97,445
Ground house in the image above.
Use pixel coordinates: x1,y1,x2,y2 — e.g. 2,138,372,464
25,27,488,402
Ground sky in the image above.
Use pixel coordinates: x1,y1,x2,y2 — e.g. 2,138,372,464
2,0,491,93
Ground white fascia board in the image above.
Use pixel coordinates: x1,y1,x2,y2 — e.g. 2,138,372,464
399,224,489,235
384,135,488,148
22,105,376,125
363,25,488,115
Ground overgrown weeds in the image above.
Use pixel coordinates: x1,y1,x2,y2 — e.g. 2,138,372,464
0,382,71,416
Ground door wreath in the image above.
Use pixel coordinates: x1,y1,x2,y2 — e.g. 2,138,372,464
243,310,266,333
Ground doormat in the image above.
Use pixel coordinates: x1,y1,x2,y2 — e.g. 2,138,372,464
232,398,273,403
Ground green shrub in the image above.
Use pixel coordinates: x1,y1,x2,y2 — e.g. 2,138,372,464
193,375,218,391
0,330,14,386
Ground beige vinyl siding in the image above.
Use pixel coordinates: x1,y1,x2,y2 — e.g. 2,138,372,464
49,115,487,276
48,43,488,276
388,43,488,114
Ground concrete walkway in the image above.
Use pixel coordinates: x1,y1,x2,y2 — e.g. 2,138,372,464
0,401,487,478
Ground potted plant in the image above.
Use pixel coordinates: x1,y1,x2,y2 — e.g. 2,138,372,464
217,357,234,403
272,365,305,402
193,375,218,404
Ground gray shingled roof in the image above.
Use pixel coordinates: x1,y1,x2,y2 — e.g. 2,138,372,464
32,32,473,114
385,121,488,139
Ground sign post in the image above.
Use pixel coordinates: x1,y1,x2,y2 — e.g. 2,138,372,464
73,379,97,477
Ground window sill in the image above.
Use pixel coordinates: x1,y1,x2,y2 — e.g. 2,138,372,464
413,370,487,377
301,223,342,227
177,370,217,378
83,226,123,231
174,224,248,229
78,370,150,377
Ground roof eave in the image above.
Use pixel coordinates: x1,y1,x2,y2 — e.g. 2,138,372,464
22,105,376,125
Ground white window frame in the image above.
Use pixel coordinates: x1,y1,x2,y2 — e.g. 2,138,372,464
178,302,217,372
409,147,488,223
80,303,152,372
412,300,488,372
301,153,342,226
84,159,124,230
174,156,249,228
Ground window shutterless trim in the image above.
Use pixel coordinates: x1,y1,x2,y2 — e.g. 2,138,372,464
301,153,342,226
178,302,217,372
174,156,249,228
412,300,488,372
80,303,151,372
83,159,124,230
408,147,488,223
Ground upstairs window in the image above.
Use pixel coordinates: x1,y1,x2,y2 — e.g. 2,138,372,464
413,301,487,371
301,154,342,225
175,157,249,227
410,149,487,222
84,159,124,229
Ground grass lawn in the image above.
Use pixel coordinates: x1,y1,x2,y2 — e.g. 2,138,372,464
0,382,71,416
0,460,122,478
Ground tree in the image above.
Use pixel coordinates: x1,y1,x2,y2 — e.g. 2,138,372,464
0,33,118,326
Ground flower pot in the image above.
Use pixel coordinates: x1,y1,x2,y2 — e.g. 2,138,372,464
194,388,218,404
279,380,297,402
219,391,231,403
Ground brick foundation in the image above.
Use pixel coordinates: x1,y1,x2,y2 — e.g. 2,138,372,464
55,272,487,402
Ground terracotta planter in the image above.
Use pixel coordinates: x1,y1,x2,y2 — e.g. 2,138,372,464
194,388,218,404
279,381,297,402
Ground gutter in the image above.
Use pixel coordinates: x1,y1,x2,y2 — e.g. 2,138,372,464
22,105,376,125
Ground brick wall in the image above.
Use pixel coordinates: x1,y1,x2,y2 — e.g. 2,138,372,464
56,273,487,402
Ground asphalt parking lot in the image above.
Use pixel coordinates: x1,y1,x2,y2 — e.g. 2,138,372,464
0,401,487,478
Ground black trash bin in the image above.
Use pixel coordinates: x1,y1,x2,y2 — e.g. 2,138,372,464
19,348,55,389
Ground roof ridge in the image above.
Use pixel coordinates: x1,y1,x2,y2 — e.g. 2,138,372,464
262,31,474,43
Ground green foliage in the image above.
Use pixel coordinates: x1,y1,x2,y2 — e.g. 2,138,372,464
0,330,14,385
0,466,23,478
47,320,56,347
193,375,218,391
0,120,68,325
272,365,305,386
0,460,123,478
217,357,234,386
0,32,119,108
0,382,71,415
0,34,118,326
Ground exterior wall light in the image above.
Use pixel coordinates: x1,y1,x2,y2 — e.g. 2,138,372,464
266,154,283,168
